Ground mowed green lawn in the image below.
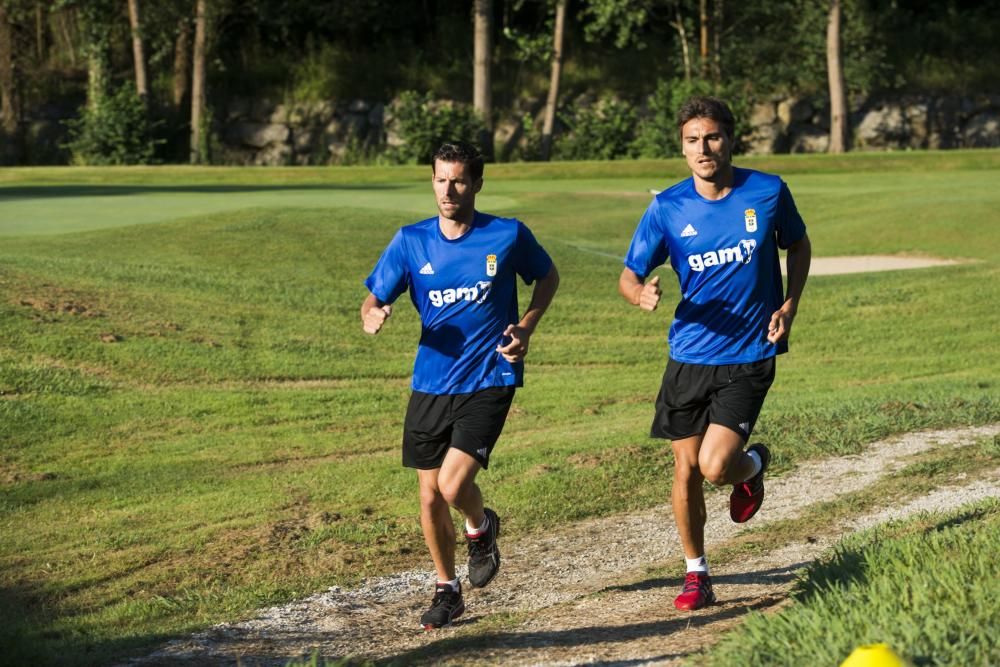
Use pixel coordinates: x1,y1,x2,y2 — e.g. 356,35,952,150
1,151,998,665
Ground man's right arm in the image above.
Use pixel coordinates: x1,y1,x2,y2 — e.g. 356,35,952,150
361,292,393,334
618,268,662,311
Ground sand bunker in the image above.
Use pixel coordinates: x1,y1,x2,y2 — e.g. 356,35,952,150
790,255,960,276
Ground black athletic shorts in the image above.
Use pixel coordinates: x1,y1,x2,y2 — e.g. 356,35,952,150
650,357,775,442
402,386,516,470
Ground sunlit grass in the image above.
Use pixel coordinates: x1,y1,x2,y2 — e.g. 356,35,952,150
1,150,998,664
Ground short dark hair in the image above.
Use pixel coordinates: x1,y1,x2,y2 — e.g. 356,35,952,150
676,96,736,141
432,141,484,181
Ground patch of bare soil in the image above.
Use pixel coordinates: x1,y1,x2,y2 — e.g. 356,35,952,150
17,296,105,319
122,425,1000,667
794,255,962,276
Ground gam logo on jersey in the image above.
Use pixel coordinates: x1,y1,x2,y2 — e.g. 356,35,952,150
744,208,758,232
687,239,757,272
486,254,497,277
428,280,493,308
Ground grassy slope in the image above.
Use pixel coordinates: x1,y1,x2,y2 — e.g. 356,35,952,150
1,150,998,664
705,498,1000,667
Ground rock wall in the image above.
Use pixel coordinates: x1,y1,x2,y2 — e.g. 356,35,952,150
745,94,1000,154
217,98,385,165
7,92,999,166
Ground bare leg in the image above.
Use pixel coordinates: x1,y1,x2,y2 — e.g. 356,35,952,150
437,448,485,529
698,423,752,486
672,424,755,558
671,435,706,559
416,449,487,582
417,468,457,582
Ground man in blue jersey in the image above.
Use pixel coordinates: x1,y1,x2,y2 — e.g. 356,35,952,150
619,97,811,611
361,141,559,629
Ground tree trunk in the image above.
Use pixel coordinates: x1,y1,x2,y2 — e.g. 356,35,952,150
671,1,691,83
190,0,207,164
0,3,20,137
127,0,148,99
826,0,848,153
172,18,191,109
473,0,493,160
540,0,567,162
712,0,723,85
699,0,709,79
54,8,77,67
35,2,45,62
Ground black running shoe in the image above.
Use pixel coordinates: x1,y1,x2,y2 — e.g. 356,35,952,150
420,583,465,630
466,507,501,588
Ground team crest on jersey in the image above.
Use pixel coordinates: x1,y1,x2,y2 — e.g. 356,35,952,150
486,253,497,277
744,208,758,232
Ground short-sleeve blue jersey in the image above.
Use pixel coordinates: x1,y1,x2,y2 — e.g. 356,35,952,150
365,211,553,395
625,167,806,365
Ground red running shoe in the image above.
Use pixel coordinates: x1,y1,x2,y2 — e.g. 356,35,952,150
730,443,771,523
673,571,716,610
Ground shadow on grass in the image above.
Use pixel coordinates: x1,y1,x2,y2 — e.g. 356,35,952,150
795,502,998,603
602,561,807,594
0,183,407,200
0,582,178,667
374,591,785,666
930,501,996,532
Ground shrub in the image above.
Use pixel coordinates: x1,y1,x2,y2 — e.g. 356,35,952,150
65,82,161,165
385,91,486,164
555,95,638,161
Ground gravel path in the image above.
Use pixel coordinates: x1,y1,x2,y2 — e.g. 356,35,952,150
123,424,1000,666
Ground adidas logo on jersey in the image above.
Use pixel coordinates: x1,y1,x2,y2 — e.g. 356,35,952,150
419,262,435,275
681,224,698,237
687,239,757,272
428,281,493,308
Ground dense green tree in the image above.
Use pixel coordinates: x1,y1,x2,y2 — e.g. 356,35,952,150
2,0,999,165
73,0,120,112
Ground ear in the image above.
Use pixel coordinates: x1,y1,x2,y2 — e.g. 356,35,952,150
473,178,484,194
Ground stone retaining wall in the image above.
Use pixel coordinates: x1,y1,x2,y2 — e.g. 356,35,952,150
9,92,1000,165
745,94,1000,154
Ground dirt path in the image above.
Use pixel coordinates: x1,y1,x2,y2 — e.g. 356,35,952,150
124,424,1000,667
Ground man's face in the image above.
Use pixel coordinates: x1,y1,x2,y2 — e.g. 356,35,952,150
680,117,732,182
432,159,482,224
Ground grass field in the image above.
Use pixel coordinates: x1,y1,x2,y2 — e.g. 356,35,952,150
706,497,1000,666
2,150,999,665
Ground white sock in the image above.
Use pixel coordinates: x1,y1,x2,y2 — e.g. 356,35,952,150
437,577,460,591
743,449,762,481
685,556,709,573
466,515,489,536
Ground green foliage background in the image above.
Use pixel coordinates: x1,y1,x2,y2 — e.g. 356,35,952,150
2,0,1000,165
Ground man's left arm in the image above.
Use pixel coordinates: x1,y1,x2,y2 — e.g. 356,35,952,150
768,233,811,344
497,264,560,362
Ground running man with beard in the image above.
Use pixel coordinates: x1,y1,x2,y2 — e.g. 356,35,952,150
619,96,811,611
361,141,559,629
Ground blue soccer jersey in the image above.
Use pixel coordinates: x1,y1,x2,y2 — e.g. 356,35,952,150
365,211,553,395
625,167,806,365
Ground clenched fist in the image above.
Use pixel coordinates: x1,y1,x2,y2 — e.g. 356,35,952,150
638,275,662,312
363,304,392,334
